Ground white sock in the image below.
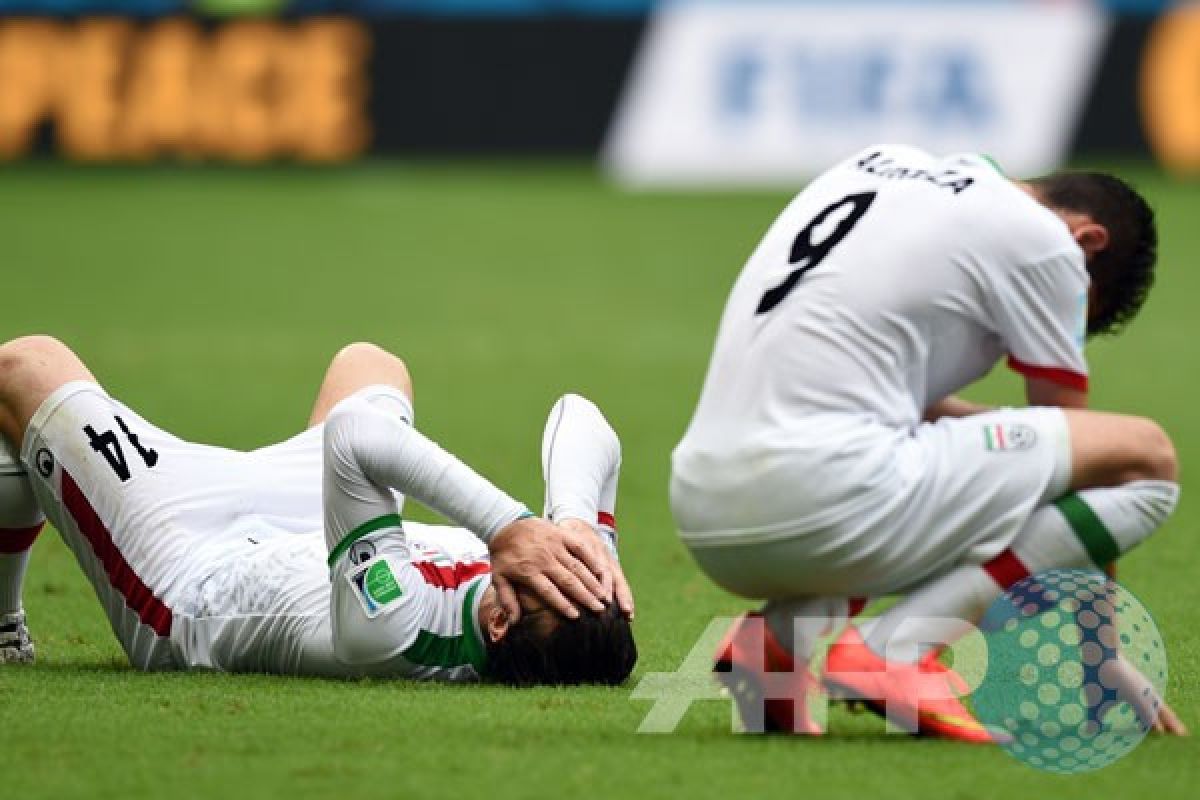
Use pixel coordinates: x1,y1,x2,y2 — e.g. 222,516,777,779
1018,481,1179,568
0,549,33,614
861,567,998,663
2,440,46,614
864,481,1179,661
541,394,622,557
764,596,868,662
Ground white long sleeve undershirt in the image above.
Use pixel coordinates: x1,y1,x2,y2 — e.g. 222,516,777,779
541,393,621,556
323,390,528,555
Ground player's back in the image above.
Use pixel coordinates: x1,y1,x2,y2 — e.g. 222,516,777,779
672,145,1088,535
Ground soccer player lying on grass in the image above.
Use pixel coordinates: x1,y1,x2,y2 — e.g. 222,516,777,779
670,144,1185,739
0,338,635,685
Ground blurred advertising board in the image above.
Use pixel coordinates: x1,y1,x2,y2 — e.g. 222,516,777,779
0,18,370,161
0,13,643,161
0,2,1196,167
0,0,654,15
0,2,1182,16
604,1,1111,186
1137,3,1200,173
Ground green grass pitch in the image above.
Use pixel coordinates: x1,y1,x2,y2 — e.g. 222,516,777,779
0,160,1197,799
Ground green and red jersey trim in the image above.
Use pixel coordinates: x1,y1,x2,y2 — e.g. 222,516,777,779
1007,355,1089,392
413,560,490,589
61,470,173,637
329,512,492,672
327,513,404,568
401,577,488,672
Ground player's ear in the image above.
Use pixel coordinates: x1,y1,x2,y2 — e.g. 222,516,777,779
484,602,511,644
1072,220,1110,261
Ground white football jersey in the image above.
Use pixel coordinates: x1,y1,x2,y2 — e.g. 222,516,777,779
673,144,1089,487
21,380,622,680
172,520,492,680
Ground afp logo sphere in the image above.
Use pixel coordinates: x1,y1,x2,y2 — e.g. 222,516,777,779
973,569,1168,774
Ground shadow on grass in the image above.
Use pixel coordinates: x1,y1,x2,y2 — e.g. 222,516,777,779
16,660,619,695
15,659,132,675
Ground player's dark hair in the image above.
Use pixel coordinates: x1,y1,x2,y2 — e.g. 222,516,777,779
483,603,637,687
1029,172,1157,337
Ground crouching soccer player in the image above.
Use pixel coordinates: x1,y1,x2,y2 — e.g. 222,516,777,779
670,144,1184,739
0,337,635,685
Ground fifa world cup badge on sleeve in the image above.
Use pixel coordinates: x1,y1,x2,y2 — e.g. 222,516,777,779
348,557,405,618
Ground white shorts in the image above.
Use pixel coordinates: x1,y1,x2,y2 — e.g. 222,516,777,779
674,407,1071,599
20,381,369,669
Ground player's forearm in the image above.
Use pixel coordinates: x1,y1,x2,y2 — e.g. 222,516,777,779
926,378,1088,423
923,396,992,422
1024,376,1088,409
367,423,528,542
330,403,528,543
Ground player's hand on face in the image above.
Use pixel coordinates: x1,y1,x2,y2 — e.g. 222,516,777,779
488,516,608,621
554,517,634,620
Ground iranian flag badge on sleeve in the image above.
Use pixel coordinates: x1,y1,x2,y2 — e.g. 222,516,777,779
982,422,1038,452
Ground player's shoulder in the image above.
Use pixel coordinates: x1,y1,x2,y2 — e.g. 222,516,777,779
933,153,1081,264
820,143,943,187
983,189,1084,272
808,144,1080,261
807,145,1023,216
838,143,936,168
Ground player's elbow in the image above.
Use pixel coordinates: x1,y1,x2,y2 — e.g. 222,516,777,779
332,615,403,668
323,401,372,466
554,393,622,466
332,631,386,668
323,396,408,484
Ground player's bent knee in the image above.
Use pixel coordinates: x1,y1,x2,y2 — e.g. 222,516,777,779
1128,418,1178,484
334,341,389,362
0,335,71,368
334,342,412,390
0,335,86,392
0,336,95,447
1071,412,1180,488
1148,424,1178,483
